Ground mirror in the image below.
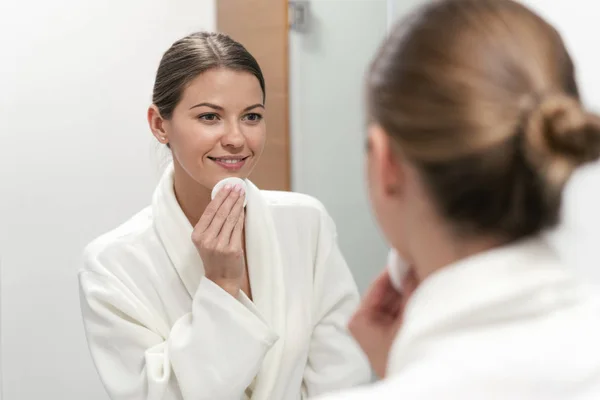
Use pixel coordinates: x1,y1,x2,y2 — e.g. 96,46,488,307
3,0,600,399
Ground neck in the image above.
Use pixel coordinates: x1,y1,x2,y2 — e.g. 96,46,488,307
172,160,212,226
403,209,505,283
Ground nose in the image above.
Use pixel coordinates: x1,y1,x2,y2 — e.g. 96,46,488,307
221,122,245,149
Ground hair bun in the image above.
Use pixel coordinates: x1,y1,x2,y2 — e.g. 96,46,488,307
524,93,600,184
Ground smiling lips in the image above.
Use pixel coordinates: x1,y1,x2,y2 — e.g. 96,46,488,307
208,155,250,171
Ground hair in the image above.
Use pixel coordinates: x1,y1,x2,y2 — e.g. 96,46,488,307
152,31,265,120
368,0,600,241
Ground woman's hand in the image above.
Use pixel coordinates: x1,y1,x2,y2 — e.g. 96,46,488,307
192,184,246,297
348,267,418,378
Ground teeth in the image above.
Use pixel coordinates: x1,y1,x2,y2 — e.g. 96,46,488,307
216,159,242,164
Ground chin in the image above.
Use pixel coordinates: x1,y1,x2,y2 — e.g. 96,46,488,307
211,170,252,185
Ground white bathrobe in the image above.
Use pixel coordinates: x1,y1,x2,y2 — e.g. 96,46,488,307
78,165,371,400
316,237,600,400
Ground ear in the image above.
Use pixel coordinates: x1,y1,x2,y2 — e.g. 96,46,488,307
147,105,170,145
368,123,405,197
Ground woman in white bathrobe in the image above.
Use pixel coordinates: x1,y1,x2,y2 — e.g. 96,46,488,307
317,0,600,399
78,32,370,400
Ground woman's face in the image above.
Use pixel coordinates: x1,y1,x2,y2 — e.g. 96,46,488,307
153,68,266,190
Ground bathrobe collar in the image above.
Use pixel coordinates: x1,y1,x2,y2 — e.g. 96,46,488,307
389,236,579,374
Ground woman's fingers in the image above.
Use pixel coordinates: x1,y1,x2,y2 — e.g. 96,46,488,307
195,185,234,233
202,185,243,238
216,193,245,248
402,268,419,298
361,268,418,323
230,208,245,247
363,270,395,310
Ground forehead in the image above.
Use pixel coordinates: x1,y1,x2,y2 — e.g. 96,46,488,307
179,68,264,108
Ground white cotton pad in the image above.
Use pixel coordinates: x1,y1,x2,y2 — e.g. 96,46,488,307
211,177,247,207
387,248,409,292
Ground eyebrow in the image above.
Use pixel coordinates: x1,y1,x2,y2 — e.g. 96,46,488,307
189,102,265,112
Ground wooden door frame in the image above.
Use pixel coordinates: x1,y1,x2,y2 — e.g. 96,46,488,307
216,0,291,191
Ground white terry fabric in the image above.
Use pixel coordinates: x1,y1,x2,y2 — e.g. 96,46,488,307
315,237,600,400
79,163,370,400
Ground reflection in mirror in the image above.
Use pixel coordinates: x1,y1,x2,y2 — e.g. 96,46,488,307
78,30,372,399
4,0,401,398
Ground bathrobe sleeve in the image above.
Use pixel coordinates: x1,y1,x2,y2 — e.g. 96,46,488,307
301,211,372,397
79,260,278,400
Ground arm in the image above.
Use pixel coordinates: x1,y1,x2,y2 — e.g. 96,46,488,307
79,262,278,400
302,213,372,398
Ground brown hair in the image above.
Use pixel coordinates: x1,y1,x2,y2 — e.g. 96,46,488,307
368,0,600,240
152,31,265,120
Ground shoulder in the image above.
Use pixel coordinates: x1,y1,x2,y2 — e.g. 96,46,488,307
81,206,157,276
315,368,482,400
260,190,335,233
261,190,328,214
313,380,403,400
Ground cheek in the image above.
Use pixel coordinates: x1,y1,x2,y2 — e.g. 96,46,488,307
371,192,401,249
246,125,266,153
369,190,387,230
171,120,220,155
366,153,379,206
366,154,399,245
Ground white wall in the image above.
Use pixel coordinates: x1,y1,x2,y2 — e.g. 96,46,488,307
389,0,427,23
0,1,215,398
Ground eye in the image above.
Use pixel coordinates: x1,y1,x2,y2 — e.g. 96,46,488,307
243,113,263,122
198,113,220,122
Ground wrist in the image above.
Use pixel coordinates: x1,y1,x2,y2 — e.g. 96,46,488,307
207,277,241,297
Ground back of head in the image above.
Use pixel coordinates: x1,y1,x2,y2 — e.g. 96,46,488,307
368,0,600,241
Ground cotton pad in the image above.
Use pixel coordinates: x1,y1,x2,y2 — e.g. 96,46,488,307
387,248,409,292
211,177,247,207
